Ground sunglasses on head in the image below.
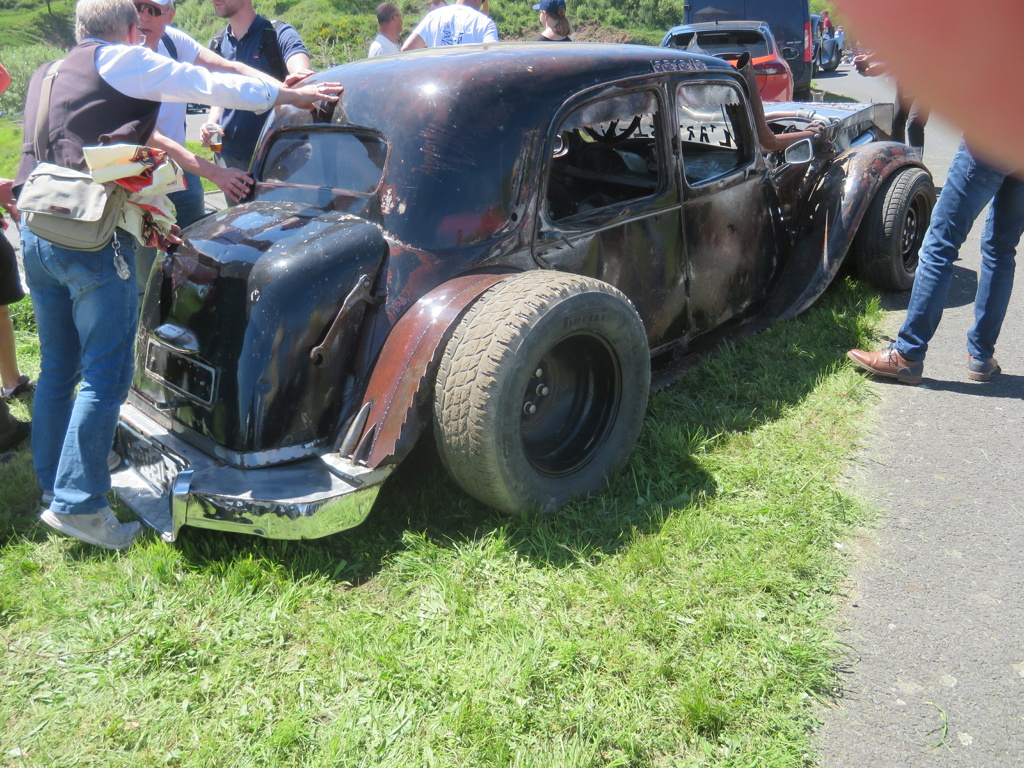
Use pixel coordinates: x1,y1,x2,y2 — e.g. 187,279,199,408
134,2,164,17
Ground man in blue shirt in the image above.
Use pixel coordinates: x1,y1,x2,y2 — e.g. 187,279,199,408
201,0,311,171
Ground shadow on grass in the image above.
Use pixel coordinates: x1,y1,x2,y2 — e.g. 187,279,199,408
0,450,47,545
172,277,880,585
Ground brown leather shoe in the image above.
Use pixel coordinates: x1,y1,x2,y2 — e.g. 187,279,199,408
847,346,923,385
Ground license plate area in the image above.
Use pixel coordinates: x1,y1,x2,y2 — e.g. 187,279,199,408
118,423,189,497
145,340,217,406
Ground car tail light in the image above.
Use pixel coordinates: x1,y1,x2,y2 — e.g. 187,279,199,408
754,62,789,76
804,22,812,62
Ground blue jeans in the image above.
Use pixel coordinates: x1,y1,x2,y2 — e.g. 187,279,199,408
169,170,207,231
22,228,138,515
896,141,1024,362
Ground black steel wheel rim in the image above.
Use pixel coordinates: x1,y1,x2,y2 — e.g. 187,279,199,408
901,191,930,270
519,334,619,477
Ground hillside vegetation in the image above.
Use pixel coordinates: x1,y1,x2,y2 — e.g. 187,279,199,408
1,0,839,114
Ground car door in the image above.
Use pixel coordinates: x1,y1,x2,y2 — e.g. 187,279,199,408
532,83,689,349
673,76,779,339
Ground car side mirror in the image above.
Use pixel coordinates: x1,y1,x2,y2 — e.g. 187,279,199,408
783,138,814,165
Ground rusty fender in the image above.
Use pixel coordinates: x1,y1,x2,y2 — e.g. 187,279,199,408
775,142,926,320
347,272,514,469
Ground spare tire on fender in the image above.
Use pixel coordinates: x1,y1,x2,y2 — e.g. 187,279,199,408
433,271,651,514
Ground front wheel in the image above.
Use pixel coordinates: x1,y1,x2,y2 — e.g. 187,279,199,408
433,271,651,515
854,166,935,292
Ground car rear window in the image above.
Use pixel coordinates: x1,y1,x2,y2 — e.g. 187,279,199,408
666,29,771,59
261,130,387,194
686,0,806,48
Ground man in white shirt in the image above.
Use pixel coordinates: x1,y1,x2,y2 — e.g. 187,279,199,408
401,0,497,50
134,0,286,294
368,3,402,57
136,0,267,218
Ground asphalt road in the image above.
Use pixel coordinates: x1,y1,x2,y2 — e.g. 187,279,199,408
811,62,1024,766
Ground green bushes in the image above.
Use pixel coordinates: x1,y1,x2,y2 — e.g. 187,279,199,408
0,45,66,117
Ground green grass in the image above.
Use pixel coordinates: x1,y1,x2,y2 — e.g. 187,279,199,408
0,277,886,767
0,120,23,178
185,141,219,193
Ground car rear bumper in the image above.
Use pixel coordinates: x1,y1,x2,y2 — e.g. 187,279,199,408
112,403,391,542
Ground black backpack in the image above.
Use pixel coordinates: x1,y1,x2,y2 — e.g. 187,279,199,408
210,19,287,81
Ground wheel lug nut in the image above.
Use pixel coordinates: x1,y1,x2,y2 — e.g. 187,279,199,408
523,402,537,415
534,368,543,378
536,384,549,396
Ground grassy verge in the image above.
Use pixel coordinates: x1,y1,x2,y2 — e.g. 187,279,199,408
0,277,884,767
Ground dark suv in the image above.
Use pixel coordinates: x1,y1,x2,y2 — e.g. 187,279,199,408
113,44,934,542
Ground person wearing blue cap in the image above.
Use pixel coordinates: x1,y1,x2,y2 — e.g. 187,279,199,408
531,0,572,41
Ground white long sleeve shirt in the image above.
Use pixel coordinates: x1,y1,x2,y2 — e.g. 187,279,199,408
91,39,280,117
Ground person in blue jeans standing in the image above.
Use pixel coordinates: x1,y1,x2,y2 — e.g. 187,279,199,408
848,140,1024,384
16,0,341,549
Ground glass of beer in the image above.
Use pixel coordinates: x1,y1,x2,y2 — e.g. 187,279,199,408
210,127,222,153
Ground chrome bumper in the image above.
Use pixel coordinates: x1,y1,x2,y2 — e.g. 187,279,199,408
112,403,391,542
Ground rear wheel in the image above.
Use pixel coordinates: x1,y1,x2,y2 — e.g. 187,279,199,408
433,272,650,515
854,167,935,292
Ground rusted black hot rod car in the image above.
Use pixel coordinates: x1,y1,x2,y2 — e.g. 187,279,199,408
113,44,935,541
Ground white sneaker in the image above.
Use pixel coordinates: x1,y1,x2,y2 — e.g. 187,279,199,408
39,506,143,550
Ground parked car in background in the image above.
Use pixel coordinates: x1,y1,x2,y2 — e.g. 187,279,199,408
661,21,794,102
684,0,814,96
811,13,842,73
186,103,209,114
112,44,934,543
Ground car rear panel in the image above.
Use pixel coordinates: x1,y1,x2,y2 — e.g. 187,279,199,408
134,201,388,464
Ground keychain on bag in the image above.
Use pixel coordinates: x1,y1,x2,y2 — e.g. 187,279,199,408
111,233,131,280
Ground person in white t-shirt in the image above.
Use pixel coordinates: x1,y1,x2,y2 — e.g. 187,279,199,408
368,3,402,57
136,0,283,217
401,0,497,50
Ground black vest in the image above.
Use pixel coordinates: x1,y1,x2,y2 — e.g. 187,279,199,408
15,41,160,189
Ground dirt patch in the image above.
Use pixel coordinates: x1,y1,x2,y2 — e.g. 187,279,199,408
571,22,647,44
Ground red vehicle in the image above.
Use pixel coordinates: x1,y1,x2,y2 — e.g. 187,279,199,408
661,21,794,102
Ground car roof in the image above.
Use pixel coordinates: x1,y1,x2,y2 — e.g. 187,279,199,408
325,42,734,98
265,44,741,250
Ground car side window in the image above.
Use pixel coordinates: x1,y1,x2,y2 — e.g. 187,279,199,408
676,82,752,186
546,90,662,221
